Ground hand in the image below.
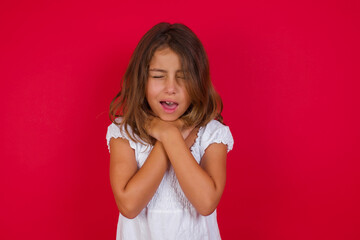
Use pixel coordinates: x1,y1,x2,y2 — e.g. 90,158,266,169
145,117,195,142
145,117,177,141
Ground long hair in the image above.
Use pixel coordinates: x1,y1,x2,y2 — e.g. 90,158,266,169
109,22,223,145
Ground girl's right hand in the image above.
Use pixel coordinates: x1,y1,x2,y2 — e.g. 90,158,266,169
145,117,173,141
167,119,199,149
145,117,195,144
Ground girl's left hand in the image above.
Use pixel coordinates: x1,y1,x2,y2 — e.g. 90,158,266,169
145,117,194,142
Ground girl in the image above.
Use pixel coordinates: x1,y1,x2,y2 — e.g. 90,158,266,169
106,22,234,240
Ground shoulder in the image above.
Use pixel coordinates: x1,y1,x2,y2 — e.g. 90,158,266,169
106,117,131,140
204,119,228,131
201,120,232,139
106,117,137,152
198,120,234,153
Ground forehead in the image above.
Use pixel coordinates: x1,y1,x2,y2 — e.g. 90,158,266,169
149,48,182,70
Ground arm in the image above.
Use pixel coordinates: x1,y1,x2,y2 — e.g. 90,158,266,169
148,119,228,216
109,131,197,219
109,138,168,219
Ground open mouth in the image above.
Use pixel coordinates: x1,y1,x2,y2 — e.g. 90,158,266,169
160,101,178,110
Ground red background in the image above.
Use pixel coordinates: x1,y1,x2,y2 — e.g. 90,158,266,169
1,0,359,239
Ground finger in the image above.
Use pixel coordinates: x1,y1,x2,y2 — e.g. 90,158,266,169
173,119,185,129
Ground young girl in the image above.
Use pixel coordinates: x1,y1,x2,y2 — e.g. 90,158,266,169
106,22,234,240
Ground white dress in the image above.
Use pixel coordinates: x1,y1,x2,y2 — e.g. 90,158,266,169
106,119,234,240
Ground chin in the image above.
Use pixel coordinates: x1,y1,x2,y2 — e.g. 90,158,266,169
158,115,179,122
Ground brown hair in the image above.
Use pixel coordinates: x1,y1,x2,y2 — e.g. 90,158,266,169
109,22,223,145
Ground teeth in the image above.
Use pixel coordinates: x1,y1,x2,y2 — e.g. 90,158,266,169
165,101,173,105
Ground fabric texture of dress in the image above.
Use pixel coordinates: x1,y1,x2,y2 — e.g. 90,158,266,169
106,118,234,240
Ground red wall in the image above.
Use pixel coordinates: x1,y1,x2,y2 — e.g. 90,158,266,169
1,0,359,239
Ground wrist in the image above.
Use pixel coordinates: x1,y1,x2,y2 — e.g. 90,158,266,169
159,125,180,142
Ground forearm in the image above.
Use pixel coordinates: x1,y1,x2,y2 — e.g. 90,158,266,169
111,141,168,218
161,129,221,215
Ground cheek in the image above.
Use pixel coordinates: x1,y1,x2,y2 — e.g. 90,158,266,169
149,80,164,93
146,81,160,101
181,88,191,105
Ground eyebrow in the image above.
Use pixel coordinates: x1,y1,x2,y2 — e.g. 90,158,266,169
149,68,184,73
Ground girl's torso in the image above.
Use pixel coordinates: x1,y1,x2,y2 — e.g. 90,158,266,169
106,119,234,240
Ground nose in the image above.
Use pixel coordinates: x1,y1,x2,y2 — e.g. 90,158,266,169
164,76,177,94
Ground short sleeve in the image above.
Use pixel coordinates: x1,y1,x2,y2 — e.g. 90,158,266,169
199,120,234,157
106,121,137,153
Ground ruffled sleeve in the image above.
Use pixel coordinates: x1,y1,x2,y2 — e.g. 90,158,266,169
199,120,234,158
105,118,137,153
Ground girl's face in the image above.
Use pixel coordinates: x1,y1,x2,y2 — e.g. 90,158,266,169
146,48,191,122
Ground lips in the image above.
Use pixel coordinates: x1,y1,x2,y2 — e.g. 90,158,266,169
160,101,178,112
